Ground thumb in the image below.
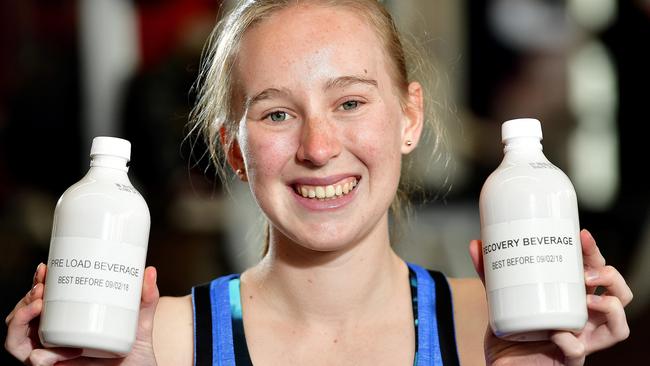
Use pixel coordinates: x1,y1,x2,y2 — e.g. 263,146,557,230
469,239,486,285
28,348,83,366
136,266,159,343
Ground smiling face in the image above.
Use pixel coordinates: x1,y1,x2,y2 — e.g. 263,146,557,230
230,4,422,252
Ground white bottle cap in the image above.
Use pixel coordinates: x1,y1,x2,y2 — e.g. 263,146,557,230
501,118,543,143
90,136,131,162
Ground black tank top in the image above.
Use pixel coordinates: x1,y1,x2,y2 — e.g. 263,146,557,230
192,262,460,365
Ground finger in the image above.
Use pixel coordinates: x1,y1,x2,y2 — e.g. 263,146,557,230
9,262,46,320
6,282,44,325
35,262,48,285
32,262,47,286
9,263,46,319
468,239,485,284
5,299,43,362
28,347,83,366
550,331,586,366
136,266,160,343
581,229,606,269
585,265,634,307
32,263,43,286
585,294,630,351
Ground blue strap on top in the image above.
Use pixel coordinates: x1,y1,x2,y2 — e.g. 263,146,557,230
408,262,443,365
211,274,238,366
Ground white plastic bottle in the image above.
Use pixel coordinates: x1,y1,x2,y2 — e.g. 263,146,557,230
39,136,150,357
479,118,587,341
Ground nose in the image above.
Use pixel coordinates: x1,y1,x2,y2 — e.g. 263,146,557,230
296,115,342,166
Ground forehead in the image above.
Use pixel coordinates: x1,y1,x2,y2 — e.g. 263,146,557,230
236,4,389,91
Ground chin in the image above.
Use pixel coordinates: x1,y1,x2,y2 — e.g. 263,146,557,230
301,240,352,253
279,228,359,254
271,215,377,255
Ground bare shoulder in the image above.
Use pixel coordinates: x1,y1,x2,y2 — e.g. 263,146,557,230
153,295,193,366
448,277,488,366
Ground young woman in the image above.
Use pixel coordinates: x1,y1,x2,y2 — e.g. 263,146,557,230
5,1,633,365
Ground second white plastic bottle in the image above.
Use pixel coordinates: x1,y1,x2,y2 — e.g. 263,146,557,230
479,118,587,341
39,137,150,357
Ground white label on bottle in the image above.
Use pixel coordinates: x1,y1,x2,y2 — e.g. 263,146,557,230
481,218,582,292
44,237,147,311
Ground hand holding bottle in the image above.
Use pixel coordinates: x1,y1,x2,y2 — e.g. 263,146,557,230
4,263,160,366
479,118,587,340
469,229,633,365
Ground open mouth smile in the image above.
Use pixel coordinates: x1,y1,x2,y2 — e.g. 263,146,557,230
293,177,358,200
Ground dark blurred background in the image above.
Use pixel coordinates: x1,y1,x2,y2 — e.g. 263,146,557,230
1,0,648,364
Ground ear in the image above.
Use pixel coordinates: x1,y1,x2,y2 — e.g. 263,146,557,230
400,81,424,155
219,127,247,181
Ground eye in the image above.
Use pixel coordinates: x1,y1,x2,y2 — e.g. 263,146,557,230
264,111,293,122
340,100,360,111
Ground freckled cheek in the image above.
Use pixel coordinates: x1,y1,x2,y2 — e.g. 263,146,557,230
346,117,403,171
242,131,298,183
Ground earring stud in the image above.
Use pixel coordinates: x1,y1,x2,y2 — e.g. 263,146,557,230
406,140,413,146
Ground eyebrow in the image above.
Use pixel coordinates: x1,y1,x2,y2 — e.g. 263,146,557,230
245,88,291,110
324,75,378,90
244,75,378,110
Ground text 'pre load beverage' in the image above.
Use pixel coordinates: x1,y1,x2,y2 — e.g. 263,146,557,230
39,136,150,357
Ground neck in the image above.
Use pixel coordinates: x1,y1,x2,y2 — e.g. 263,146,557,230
244,215,408,327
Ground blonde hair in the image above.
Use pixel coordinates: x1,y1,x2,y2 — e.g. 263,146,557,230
189,0,447,253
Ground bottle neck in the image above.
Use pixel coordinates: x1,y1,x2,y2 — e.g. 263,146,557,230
90,155,129,172
503,137,543,153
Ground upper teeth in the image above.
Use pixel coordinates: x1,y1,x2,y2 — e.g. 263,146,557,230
296,178,358,200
